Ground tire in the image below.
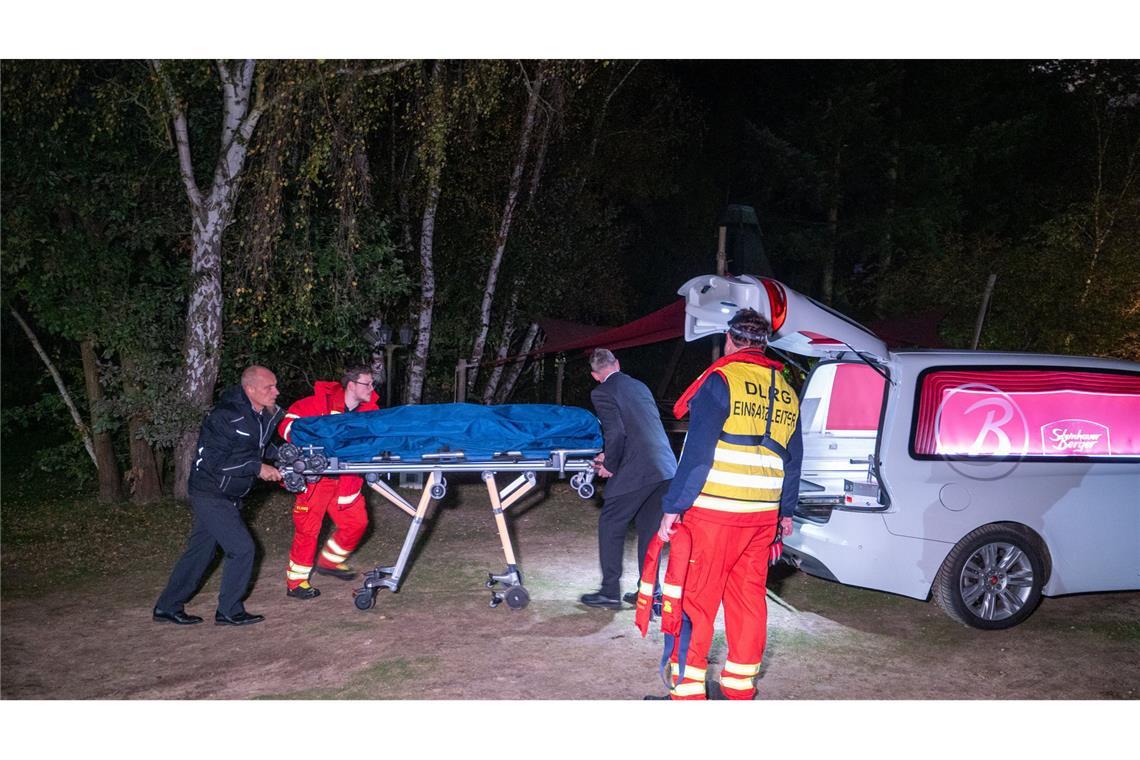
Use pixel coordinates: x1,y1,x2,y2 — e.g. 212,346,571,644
933,523,1046,630
504,585,530,610
353,590,376,611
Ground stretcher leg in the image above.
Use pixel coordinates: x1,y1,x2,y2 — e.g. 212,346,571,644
354,470,441,610
483,471,536,610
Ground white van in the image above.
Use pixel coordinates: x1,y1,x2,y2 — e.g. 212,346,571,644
679,274,1140,629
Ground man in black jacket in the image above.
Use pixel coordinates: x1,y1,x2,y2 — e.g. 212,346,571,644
154,366,284,626
580,349,678,609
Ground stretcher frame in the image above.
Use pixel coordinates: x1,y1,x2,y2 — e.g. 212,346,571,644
276,446,600,611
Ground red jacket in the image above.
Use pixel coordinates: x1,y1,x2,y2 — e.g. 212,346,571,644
634,524,692,638
278,381,380,503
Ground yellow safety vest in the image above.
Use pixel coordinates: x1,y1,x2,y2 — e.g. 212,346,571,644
693,362,799,520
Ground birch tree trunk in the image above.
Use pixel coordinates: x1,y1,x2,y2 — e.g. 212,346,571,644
405,61,449,405
466,64,547,395
79,339,123,502
480,289,520,404
153,60,265,502
494,321,540,404
10,308,98,468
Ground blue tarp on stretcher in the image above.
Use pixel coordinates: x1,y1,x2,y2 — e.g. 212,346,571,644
290,403,603,461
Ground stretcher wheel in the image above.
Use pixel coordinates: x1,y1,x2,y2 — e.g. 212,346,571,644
278,443,301,464
308,454,329,473
504,585,530,610
430,483,446,499
282,471,306,493
576,482,595,499
353,589,376,610
570,473,584,490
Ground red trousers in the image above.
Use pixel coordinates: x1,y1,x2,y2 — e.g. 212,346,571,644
669,511,777,700
286,479,368,589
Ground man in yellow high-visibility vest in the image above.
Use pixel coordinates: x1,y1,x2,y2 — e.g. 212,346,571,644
653,308,802,699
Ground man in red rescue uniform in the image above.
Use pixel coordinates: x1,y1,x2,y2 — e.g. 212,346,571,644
653,307,802,699
278,365,380,599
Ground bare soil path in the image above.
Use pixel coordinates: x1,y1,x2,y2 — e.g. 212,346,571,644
3,479,1137,700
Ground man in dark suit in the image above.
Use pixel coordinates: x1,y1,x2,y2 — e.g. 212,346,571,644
153,365,284,626
580,348,678,609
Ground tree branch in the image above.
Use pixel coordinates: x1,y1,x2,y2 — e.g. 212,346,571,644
10,307,97,466
337,60,415,77
150,60,203,213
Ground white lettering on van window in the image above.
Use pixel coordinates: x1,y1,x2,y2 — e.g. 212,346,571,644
963,397,1015,456
934,383,1030,458
1041,419,1111,455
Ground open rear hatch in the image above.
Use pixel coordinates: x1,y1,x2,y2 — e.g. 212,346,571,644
678,274,888,362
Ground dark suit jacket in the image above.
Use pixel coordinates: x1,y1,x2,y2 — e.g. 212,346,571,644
590,371,677,500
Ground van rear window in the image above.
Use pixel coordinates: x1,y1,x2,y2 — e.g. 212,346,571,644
912,368,1140,459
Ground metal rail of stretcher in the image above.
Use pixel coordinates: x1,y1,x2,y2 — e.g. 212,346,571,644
276,445,600,611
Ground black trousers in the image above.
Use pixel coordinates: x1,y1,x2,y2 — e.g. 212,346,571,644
156,493,256,617
597,479,669,598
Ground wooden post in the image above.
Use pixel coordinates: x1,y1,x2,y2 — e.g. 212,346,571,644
455,359,467,402
971,273,998,350
713,225,727,361
554,355,566,405
656,337,686,399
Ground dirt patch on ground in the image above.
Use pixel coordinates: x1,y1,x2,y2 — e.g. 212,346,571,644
2,478,1137,700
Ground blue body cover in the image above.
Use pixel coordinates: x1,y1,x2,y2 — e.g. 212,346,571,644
290,403,602,461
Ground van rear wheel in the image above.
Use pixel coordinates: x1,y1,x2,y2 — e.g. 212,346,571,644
933,524,1044,630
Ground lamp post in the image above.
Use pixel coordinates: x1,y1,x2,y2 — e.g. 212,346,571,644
371,321,412,407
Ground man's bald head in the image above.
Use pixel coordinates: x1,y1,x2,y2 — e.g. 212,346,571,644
241,365,279,412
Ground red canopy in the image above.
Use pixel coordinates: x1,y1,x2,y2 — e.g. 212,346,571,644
538,300,686,355
522,301,944,364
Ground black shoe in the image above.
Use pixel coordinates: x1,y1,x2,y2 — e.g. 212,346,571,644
153,607,203,625
643,694,671,700
286,583,320,599
622,591,638,605
214,610,265,626
579,591,623,609
314,563,356,581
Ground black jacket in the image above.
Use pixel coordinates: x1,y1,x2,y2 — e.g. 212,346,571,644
188,384,282,499
590,371,678,499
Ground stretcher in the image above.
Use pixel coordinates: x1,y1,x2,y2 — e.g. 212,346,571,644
275,403,603,611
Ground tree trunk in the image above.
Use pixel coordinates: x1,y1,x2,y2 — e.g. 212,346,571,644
467,64,547,395
153,60,264,502
80,339,123,503
494,321,540,404
121,355,164,504
173,229,226,501
481,289,520,404
10,308,98,467
405,62,450,405
405,179,441,405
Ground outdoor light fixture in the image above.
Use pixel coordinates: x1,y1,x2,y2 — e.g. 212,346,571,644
368,320,413,407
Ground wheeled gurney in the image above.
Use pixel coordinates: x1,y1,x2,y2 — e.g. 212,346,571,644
276,403,602,611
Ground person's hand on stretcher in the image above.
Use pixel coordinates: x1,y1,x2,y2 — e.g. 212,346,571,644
592,452,614,479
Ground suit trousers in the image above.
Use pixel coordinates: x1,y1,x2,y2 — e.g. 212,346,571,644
156,493,257,617
597,479,669,598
